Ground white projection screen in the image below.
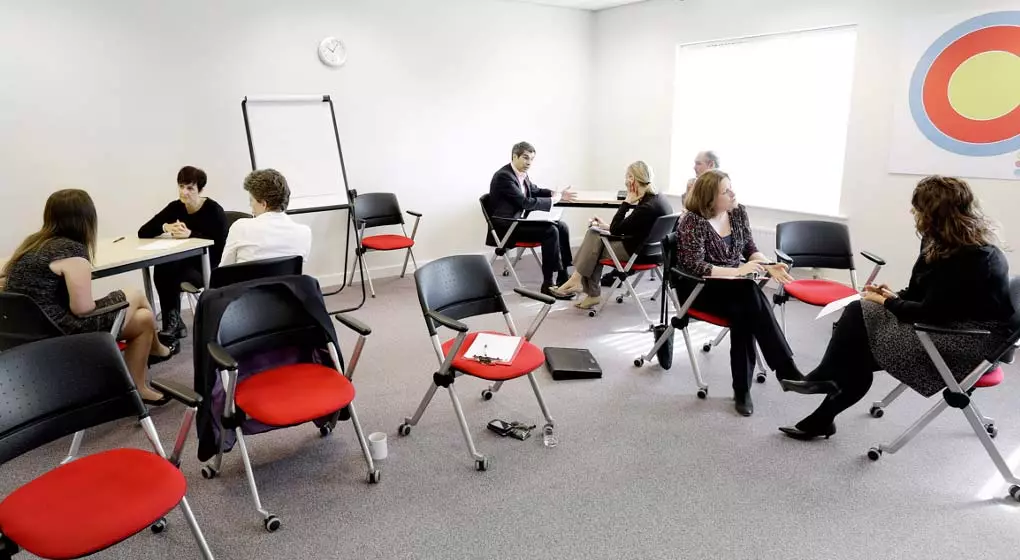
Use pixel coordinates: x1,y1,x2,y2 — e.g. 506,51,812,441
242,95,349,213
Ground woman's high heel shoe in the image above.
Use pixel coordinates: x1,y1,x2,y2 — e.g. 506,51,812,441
778,423,836,441
779,379,840,395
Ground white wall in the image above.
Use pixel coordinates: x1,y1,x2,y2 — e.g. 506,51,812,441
0,0,592,292
591,0,1020,285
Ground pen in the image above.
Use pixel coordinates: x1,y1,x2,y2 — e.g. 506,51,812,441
113,236,126,243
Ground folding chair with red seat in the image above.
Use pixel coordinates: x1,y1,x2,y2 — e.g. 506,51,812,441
0,333,214,560
588,213,681,326
397,254,557,471
346,192,421,298
479,194,543,288
772,220,885,333
865,276,1020,502
194,275,379,532
635,233,768,393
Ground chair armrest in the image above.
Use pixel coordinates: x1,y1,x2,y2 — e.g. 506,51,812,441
333,312,371,336
595,229,627,242
427,310,469,333
989,329,1020,364
81,300,129,319
514,287,555,305
406,210,422,217
670,267,707,285
207,342,238,370
775,250,793,266
490,216,529,224
914,323,991,336
181,282,201,294
151,379,202,408
861,251,886,266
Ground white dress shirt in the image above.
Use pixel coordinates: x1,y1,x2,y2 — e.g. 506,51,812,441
219,211,312,267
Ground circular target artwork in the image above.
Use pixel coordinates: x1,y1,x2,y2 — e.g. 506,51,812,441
908,11,1020,159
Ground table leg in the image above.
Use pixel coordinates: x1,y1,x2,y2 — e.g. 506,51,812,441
142,266,155,309
201,249,212,288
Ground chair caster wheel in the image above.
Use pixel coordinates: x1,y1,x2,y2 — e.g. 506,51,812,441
869,406,884,418
867,447,882,461
201,465,218,479
588,310,597,318
481,389,493,401
368,469,382,484
697,388,708,399
319,424,334,437
150,517,167,534
264,515,282,532
501,270,510,277
702,343,712,353
755,374,766,384
1009,485,1020,502
475,458,489,472
986,423,998,438
398,423,411,436
616,296,624,304
633,357,644,367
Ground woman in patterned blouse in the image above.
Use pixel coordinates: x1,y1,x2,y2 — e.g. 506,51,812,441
675,170,802,416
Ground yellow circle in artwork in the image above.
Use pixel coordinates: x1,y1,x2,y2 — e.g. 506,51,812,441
947,50,1020,121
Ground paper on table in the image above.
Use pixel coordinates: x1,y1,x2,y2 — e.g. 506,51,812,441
139,239,188,251
462,333,523,364
816,293,862,319
525,209,563,222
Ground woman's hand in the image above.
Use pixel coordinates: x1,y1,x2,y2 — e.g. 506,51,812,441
736,261,765,277
864,283,897,300
862,290,887,305
624,182,641,205
170,223,192,239
763,262,794,284
589,216,608,229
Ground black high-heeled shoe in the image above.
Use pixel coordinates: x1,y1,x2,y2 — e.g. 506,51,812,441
779,379,840,395
778,423,836,441
147,339,180,367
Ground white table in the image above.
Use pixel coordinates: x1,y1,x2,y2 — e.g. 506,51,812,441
93,237,215,308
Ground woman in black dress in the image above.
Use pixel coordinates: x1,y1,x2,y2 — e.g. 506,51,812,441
3,189,176,404
779,176,1017,440
138,166,227,341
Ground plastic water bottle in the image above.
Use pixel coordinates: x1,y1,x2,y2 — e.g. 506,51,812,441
542,425,557,448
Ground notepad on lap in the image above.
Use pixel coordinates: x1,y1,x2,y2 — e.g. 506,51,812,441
816,293,862,319
525,209,563,222
463,333,524,365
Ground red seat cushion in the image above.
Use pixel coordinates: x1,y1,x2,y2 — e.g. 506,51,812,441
0,448,185,559
441,331,546,381
362,234,414,251
598,259,658,271
235,363,355,427
784,279,857,307
117,341,127,351
975,366,1004,388
688,308,730,327
513,242,541,248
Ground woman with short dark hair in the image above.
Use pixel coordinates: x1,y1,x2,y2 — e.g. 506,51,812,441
779,176,1017,440
138,166,227,341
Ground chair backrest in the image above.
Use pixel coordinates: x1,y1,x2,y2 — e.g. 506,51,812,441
0,292,65,351
1001,276,1020,363
213,281,330,359
415,254,507,336
0,333,142,464
209,255,303,289
353,192,404,229
225,211,253,230
478,195,499,247
638,213,682,257
776,220,854,270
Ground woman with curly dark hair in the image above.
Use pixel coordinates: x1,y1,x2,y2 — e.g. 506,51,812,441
779,176,1016,440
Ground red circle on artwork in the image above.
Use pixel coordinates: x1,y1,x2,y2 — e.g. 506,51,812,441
922,25,1020,144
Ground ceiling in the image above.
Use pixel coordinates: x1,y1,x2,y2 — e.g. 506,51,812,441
502,0,649,11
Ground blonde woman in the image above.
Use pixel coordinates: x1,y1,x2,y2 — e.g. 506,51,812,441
551,161,673,309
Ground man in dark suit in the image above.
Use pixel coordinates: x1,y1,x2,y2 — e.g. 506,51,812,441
488,141,577,299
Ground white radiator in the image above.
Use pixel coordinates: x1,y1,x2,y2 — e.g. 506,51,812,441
751,226,777,257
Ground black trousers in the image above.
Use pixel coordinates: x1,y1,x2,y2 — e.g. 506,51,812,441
153,256,204,320
798,300,880,429
684,279,795,393
502,220,572,285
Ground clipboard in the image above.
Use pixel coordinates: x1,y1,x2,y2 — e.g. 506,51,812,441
463,333,524,366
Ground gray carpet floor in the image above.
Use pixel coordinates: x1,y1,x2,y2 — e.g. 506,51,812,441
2,262,1019,560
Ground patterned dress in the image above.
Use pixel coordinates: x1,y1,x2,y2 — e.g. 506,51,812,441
4,237,127,334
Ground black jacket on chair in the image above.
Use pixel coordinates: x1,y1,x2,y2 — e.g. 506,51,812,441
488,163,554,220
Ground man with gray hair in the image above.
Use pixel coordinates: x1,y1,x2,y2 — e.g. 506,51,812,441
685,150,720,202
219,168,312,266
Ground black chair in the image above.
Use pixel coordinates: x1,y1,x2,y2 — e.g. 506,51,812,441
195,275,378,532
635,233,768,394
0,292,131,464
867,276,1020,504
398,255,556,471
772,220,885,332
479,194,543,288
0,333,213,559
224,210,253,228
588,213,682,326
182,255,303,310
346,192,421,298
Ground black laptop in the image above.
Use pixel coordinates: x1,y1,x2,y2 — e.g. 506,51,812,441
544,347,602,380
